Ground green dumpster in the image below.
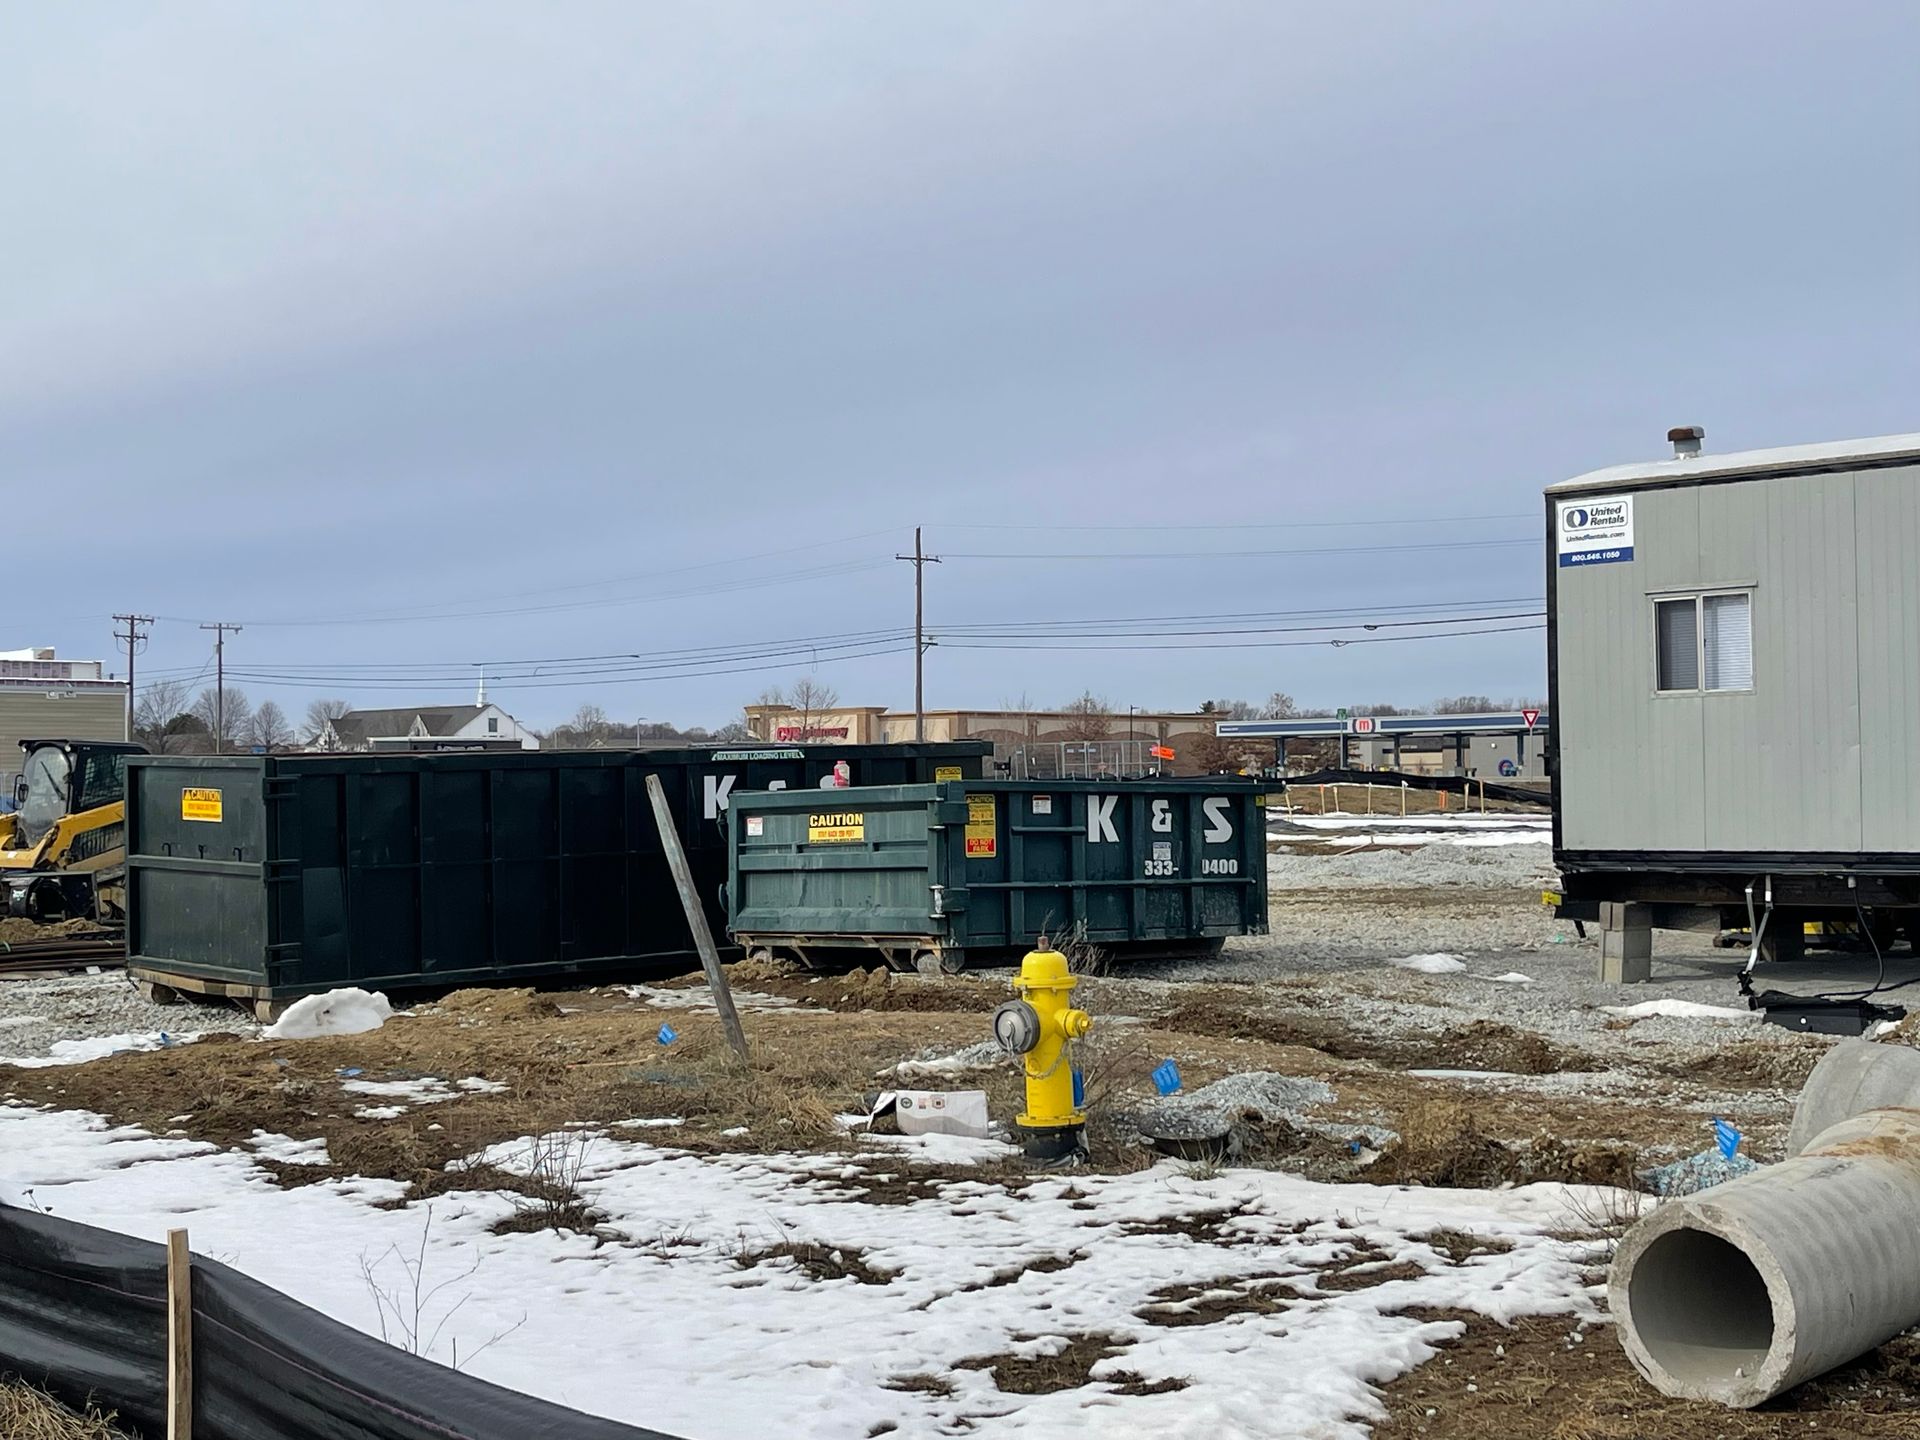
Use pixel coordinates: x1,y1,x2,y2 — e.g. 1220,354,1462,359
725,778,1268,970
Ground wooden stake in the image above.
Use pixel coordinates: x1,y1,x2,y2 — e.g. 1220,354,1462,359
167,1228,192,1440
644,773,751,1064
1401,782,1408,818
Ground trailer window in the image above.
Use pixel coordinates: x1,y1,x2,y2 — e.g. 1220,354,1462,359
1702,593,1753,690
1655,599,1699,691
1656,591,1752,693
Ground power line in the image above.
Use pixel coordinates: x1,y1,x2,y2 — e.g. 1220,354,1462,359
182,643,919,694
941,621,1547,652
938,611,1545,642
932,512,1536,532
940,538,1540,561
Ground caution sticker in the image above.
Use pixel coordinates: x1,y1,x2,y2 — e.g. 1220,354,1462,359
808,810,865,843
745,816,764,838
965,794,997,857
181,787,223,823
934,765,963,782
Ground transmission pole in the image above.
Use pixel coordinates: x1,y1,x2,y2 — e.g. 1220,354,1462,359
111,614,153,741
895,527,941,742
199,622,243,753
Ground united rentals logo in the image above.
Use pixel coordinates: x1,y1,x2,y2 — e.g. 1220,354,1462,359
1557,493,1634,568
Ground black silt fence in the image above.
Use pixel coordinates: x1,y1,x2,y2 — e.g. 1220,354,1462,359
0,1203,685,1440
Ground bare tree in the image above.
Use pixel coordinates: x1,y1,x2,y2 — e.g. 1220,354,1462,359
549,703,620,748
304,697,352,743
192,686,253,750
785,677,839,742
1432,694,1496,715
1201,698,1261,720
1059,691,1113,742
249,701,295,751
134,678,193,751
1262,692,1298,719
711,721,753,742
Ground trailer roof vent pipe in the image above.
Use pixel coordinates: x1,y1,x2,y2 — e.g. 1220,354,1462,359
1668,425,1705,459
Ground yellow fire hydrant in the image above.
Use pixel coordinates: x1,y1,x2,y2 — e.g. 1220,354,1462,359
990,949,1093,1160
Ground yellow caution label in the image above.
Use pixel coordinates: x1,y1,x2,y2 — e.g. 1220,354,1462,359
934,765,963,782
182,787,224,823
807,811,865,844
1540,888,1562,907
965,794,997,857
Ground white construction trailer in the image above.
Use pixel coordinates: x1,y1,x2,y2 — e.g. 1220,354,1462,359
1547,428,1920,977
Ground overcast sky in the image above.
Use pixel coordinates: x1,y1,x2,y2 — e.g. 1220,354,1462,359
7,2,1916,730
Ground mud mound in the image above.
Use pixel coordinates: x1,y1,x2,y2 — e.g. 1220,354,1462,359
728,952,806,984
1158,997,1371,1059
436,987,562,1019
1657,1040,1824,1090
1402,1021,1576,1076
750,968,1000,1014
1370,1099,1640,1190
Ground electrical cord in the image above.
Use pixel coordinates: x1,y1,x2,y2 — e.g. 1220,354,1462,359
1805,889,1888,1001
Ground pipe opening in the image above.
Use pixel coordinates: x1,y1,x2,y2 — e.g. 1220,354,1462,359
1629,1229,1775,1388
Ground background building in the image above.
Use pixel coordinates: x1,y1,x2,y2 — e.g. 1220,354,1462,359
0,649,128,785
319,703,539,752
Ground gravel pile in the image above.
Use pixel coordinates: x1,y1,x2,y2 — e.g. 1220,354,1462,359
1642,1147,1761,1196
1131,1071,1331,1139
0,972,256,1063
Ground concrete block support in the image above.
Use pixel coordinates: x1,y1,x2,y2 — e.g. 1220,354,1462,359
1755,918,1805,966
1598,900,1653,984
1612,1042,1920,1407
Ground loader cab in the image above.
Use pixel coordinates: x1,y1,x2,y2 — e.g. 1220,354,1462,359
10,739,147,848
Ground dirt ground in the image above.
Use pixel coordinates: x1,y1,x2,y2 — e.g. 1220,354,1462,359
2,853,1904,1436
3,954,1822,1200
1376,1312,1920,1438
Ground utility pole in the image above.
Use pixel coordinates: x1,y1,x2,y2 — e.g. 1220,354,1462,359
199,623,242,753
895,527,941,742
112,614,154,741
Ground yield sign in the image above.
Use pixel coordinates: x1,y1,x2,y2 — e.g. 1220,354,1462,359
1521,708,1541,731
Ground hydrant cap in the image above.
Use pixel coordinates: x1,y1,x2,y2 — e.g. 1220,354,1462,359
1017,949,1074,990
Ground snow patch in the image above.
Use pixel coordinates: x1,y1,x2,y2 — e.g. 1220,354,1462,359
5,1031,203,1068
0,1100,1611,1440
0,1101,1614,1440
264,988,393,1040
1601,999,1759,1022
246,1131,331,1166
1389,953,1468,975
623,984,802,1013
1485,972,1536,985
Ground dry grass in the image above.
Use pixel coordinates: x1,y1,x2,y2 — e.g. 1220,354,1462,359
1369,1100,1642,1191
0,1380,131,1439
733,1237,895,1286
957,1333,1130,1394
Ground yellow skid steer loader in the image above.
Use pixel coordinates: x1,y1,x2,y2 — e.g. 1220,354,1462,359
0,738,147,923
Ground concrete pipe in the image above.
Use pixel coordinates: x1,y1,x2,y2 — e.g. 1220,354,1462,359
1783,1038,1920,1157
1611,1104,1920,1407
